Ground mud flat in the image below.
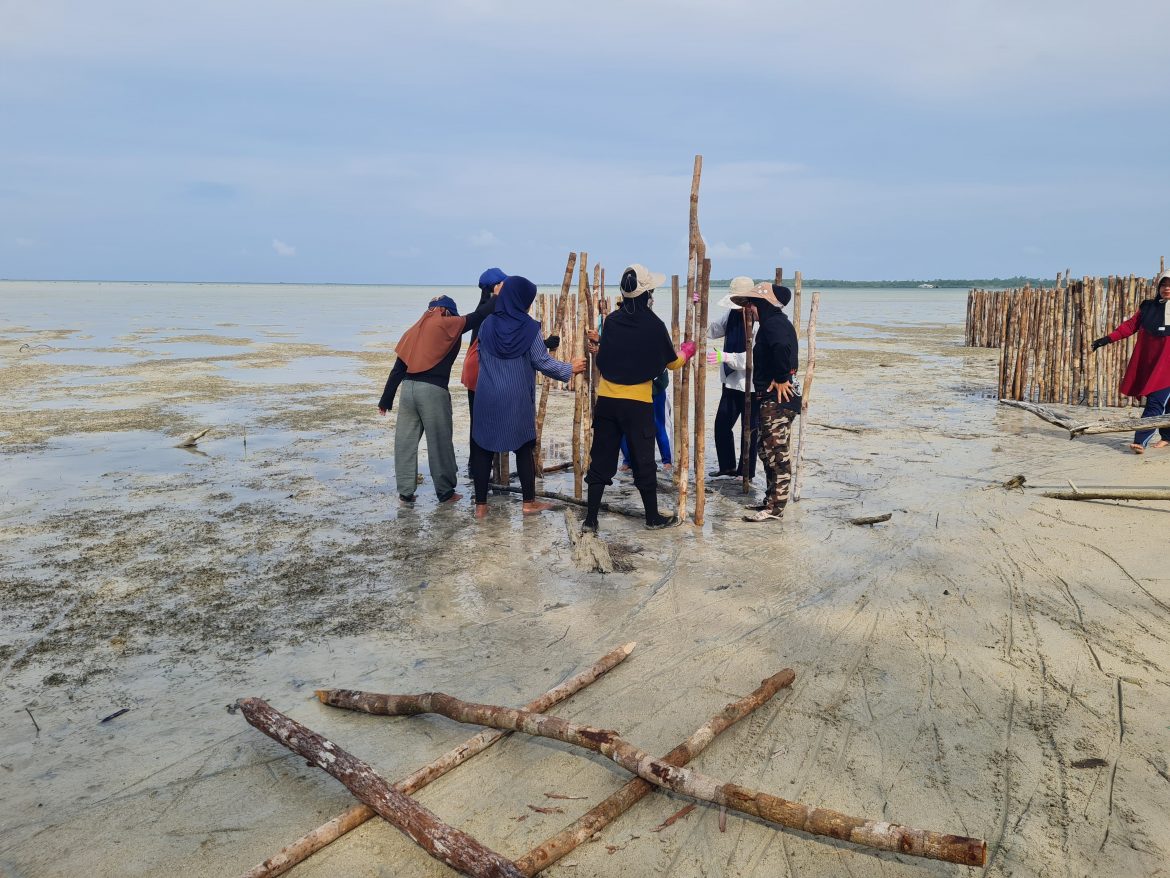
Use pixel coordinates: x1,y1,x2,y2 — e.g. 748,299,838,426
2,310,1169,877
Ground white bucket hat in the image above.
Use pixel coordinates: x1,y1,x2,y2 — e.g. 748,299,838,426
718,276,756,309
620,264,667,298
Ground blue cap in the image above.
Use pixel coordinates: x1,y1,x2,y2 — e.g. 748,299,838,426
428,295,459,316
478,267,508,288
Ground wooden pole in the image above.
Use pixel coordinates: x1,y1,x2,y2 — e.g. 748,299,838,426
694,255,711,526
793,270,803,338
316,688,987,867
740,306,755,494
792,292,819,503
240,643,636,878
535,253,577,475
515,669,796,875
573,253,588,499
671,274,681,482
237,698,525,878
1042,489,1170,502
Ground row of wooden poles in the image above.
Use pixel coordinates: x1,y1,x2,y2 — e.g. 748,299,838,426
965,267,1162,407
523,156,818,524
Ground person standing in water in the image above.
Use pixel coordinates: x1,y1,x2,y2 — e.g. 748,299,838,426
1093,269,1170,453
379,293,497,506
707,276,759,480
582,264,695,532
471,275,585,517
730,283,800,522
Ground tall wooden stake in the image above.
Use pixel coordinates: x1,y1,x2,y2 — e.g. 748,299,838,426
694,255,711,526
535,253,576,475
572,252,588,499
793,270,803,338
670,274,681,482
793,292,819,503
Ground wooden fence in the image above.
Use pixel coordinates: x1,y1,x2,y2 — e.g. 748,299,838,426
966,276,1155,406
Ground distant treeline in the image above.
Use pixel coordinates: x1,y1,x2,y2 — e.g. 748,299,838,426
711,276,1057,289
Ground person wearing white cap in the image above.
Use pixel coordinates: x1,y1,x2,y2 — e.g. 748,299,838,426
706,276,760,480
582,264,696,532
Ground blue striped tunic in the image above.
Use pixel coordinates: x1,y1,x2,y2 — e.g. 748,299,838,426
472,334,572,452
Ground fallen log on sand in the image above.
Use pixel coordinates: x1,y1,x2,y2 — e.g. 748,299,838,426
998,399,1076,431
515,669,795,875
240,642,635,878
849,513,892,526
316,690,986,867
236,698,524,878
1068,414,1170,437
1041,488,1170,502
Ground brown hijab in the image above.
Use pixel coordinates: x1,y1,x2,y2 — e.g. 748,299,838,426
395,306,465,374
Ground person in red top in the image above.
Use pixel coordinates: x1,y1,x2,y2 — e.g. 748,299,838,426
1092,269,1170,453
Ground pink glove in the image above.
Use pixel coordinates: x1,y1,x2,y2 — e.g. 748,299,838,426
706,350,718,365
679,341,697,361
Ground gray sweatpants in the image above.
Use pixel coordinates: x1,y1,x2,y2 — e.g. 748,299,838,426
395,380,457,500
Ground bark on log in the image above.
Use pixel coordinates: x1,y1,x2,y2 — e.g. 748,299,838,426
316,690,986,867
998,399,1076,431
514,669,796,875
1041,489,1170,502
1069,414,1170,437
849,513,892,526
564,510,614,573
236,698,525,878
241,642,635,878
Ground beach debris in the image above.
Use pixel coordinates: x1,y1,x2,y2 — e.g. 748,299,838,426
25,707,40,736
849,513,892,526
490,483,644,521
1041,488,1170,502
528,804,565,815
812,422,863,434
793,292,820,503
998,400,1076,431
238,642,635,878
236,698,526,878
651,803,696,832
1070,757,1108,769
993,474,1027,491
99,708,130,723
1068,413,1170,437
175,428,211,448
544,792,588,801
719,805,727,832
564,510,614,574
315,672,985,867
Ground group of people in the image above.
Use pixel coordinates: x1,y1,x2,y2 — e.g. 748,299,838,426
380,266,803,530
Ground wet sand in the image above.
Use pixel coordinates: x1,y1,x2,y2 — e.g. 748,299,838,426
2,311,1169,877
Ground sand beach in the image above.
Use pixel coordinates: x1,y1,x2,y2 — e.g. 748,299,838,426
1,281,1168,877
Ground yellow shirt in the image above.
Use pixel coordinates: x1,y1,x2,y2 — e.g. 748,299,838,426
597,356,686,403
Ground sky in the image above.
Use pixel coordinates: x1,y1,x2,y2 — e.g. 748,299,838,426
2,1,1169,284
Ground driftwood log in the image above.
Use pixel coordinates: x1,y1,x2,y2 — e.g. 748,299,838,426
236,698,524,878
316,690,986,866
998,399,1077,431
515,669,796,875
849,513,892,526
1069,413,1170,437
1041,488,1170,502
241,642,635,878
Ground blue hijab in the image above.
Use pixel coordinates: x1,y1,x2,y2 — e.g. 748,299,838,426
477,275,541,359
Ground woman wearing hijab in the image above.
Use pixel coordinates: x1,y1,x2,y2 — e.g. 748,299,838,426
472,275,585,517
1093,269,1170,453
729,282,800,522
581,264,696,532
461,267,506,472
707,276,759,480
378,293,496,506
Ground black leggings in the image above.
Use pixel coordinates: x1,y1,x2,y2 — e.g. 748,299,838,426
471,439,536,504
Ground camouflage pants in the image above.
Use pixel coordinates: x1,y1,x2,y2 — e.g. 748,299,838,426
758,399,796,513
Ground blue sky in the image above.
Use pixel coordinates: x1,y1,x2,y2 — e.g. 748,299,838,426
2,1,1168,283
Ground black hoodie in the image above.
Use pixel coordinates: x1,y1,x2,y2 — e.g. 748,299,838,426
752,300,799,399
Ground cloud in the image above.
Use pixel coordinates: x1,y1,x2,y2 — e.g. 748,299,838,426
468,229,499,247
272,238,295,257
709,241,754,260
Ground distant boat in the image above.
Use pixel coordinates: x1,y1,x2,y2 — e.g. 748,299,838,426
917,283,936,289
